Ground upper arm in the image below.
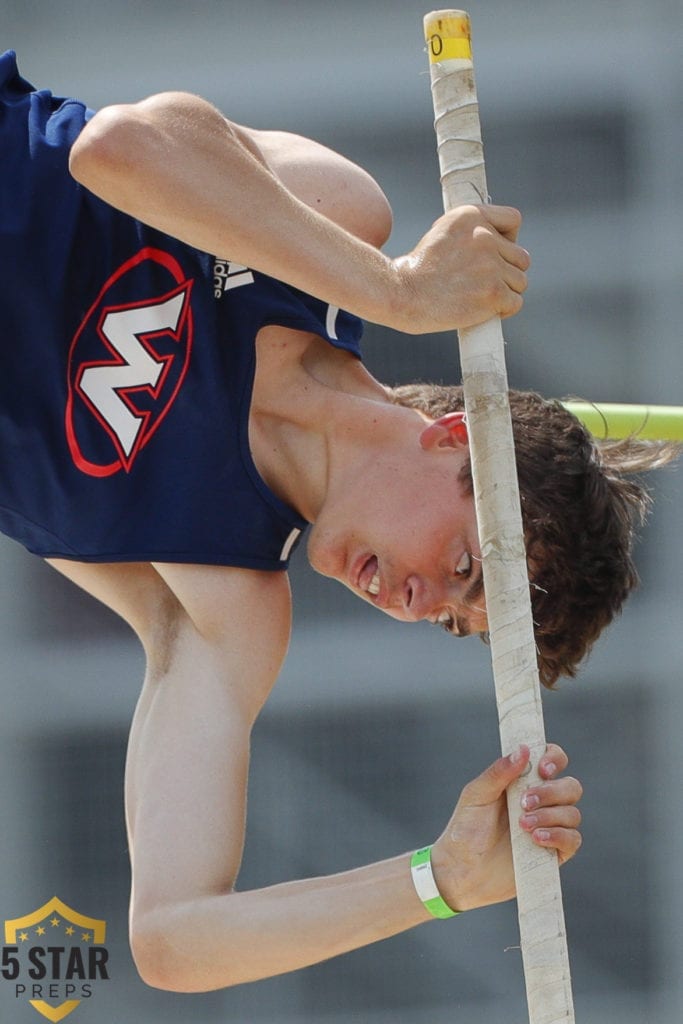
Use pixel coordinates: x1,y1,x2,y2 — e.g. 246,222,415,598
69,91,392,250
125,564,292,916
150,562,292,717
242,127,393,248
49,557,292,923
47,557,292,720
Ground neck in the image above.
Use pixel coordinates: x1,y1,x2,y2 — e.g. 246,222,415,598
249,326,395,521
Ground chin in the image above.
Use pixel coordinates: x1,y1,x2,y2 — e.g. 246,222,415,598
305,530,337,581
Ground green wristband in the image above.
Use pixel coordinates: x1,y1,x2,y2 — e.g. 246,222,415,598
410,847,459,919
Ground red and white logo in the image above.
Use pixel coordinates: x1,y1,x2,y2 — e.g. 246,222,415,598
66,248,194,477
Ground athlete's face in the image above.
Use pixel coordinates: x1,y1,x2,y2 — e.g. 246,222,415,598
307,415,488,638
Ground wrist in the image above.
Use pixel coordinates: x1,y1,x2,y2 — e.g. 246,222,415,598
410,847,459,920
386,256,422,334
338,249,415,333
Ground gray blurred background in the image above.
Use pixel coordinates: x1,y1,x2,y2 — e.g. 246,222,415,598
1,1,681,1021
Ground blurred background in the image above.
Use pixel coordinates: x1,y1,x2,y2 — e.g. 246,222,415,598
1,1,681,1021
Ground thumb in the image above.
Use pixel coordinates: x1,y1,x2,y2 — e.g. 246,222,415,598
460,745,531,807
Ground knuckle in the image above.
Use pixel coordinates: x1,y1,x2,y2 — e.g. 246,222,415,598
495,203,521,226
501,292,524,318
471,225,496,255
516,269,529,293
565,807,582,828
450,204,480,228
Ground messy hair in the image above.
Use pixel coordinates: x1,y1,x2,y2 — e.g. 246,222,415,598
390,383,678,688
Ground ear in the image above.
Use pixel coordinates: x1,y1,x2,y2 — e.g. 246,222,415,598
419,412,468,451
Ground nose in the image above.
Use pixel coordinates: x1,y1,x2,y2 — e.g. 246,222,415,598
373,575,432,624
387,574,488,635
400,574,445,622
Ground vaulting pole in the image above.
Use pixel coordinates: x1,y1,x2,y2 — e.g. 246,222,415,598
424,12,576,1023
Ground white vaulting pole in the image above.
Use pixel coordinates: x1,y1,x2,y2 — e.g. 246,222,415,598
423,12,576,1024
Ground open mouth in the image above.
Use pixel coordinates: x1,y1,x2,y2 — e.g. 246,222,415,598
356,554,380,597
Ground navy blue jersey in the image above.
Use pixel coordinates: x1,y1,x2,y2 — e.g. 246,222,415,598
0,51,363,569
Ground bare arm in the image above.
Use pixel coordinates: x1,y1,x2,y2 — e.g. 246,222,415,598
125,562,435,991
48,557,580,992
68,91,529,333
118,561,581,993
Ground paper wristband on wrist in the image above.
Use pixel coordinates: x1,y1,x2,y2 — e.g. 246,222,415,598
410,847,459,919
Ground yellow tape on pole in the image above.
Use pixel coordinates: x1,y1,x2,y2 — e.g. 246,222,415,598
425,13,472,61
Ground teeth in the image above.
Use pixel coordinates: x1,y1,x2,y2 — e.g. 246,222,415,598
367,572,380,596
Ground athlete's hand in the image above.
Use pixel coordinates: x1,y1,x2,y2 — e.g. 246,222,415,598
391,204,530,334
430,743,582,913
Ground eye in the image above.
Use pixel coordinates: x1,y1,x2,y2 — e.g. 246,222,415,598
455,551,471,576
435,609,455,634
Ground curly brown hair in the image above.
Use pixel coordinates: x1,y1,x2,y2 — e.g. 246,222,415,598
390,383,679,688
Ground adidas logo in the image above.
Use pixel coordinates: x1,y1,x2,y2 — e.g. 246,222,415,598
213,260,255,299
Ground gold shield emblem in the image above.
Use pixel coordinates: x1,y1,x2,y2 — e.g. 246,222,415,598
4,896,107,1023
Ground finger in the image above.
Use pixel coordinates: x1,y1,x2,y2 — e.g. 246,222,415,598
522,776,584,812
519,805,582,834
539,744,569,779
480,203,523,242
488,265,527,318
501,263,529,296
528,826,583,864
498,287,524,320
460,744,531,807
498,235,531,272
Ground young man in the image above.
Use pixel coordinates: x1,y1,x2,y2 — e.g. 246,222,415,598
5,49,666,991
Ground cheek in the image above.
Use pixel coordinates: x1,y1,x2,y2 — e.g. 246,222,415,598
386,507,455,569
413,487,467,537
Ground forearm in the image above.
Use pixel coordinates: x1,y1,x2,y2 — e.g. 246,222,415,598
135,852,431,992
69,93,402,328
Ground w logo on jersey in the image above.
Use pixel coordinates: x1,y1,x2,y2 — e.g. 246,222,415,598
66,248,194,476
